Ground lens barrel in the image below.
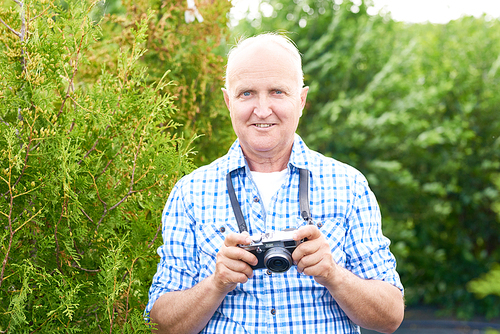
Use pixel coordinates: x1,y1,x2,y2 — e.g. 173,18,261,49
264,247,292,273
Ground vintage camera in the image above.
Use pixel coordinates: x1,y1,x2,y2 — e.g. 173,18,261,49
239,228,305,273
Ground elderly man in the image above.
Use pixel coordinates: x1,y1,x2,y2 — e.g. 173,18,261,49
146,33,404,334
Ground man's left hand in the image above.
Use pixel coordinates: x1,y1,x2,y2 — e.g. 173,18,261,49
292,225,338,287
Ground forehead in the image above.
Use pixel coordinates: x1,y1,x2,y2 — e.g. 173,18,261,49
226,43,300,91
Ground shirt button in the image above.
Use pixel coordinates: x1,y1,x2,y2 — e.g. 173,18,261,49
253,196,259,202
266,270,272,276
271,308,276,315
219,226,225,233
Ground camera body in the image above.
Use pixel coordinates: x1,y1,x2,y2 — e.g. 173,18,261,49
239,228,304,273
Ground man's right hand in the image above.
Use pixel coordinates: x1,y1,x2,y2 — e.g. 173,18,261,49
213,232,258,293
150,232,258,334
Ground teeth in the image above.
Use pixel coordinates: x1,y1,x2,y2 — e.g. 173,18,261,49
255,124,272,128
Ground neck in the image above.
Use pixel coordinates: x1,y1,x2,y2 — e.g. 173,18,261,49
244,148,291,173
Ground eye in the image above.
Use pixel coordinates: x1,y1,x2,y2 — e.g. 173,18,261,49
275,90,283,95
243,91,251,97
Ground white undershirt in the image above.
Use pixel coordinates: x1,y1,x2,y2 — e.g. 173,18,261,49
250,169,288,213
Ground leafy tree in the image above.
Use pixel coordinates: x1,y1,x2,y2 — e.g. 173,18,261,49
0,0,231,331
233,0,500,318
468,173,500,322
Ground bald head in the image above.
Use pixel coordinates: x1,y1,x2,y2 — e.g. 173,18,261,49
225,33,304,92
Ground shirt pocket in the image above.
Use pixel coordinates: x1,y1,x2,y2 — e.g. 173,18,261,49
196,222,230,279
318,217,347,267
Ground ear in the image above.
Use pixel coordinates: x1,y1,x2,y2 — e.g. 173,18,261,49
299,86,309,116
222,88,231,111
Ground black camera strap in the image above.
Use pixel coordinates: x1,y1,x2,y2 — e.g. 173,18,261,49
299,168,313,225
226,171,248,233
226,168,313,233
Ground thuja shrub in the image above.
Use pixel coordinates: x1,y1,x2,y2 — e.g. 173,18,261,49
91,0,235,165
0,0,195,332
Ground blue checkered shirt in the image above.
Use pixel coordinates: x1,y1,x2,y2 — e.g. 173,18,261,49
146,134,403,333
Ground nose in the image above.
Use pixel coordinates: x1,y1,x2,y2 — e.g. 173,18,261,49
253,94,272,118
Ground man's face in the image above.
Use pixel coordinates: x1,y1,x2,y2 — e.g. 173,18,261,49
223,43,308,164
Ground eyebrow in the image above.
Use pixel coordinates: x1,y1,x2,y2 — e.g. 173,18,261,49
234,85,291,94
233,87,253,97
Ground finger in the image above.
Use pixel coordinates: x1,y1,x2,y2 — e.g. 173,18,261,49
224,232,252,247
296,249,337,280
295,252,321,271
219,241,258,267
301,257,335,280
233,247,259,266
223,257,255,278
214,260,253,288
216,251,256,283
292,239,321,263
293,225,322,241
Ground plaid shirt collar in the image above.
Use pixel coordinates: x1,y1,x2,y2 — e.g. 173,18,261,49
224,133,311,174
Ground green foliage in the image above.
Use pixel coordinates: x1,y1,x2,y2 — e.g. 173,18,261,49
234,0,500,318
90,0,236,166
468,174,500,318
0,0,233,331
468,264,500,299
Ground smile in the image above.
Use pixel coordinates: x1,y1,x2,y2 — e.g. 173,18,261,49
254,124,273,128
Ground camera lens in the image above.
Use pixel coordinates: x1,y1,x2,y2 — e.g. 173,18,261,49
264,247,292,273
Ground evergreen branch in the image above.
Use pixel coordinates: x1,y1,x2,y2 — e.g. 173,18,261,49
0,175,15,287
78,139,99,164
131,164,154,185
88,173,107,242
0,235,13,286
1,117,35,200
3,203,35,227
72,94,116,165
110,305,115,334
68,94,92,112
19,1,26,42
93,308,104,333
13,207,43,234
97,158,113,178
54,200,67,273
29,4,51,23
79,208,94,223
123,258,138,326
29,311,57,334
78,129,117,168
0,116,9,126
57,17,88,118
71,262,100,273
90,125,144,239
88,157,144,246
91,167,163,244
0,17,21,38
148,223,162,248
105,134,150,211
12,185,39,199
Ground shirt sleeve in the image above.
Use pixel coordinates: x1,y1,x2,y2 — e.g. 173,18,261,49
144,179,200,316
344,172,404,294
